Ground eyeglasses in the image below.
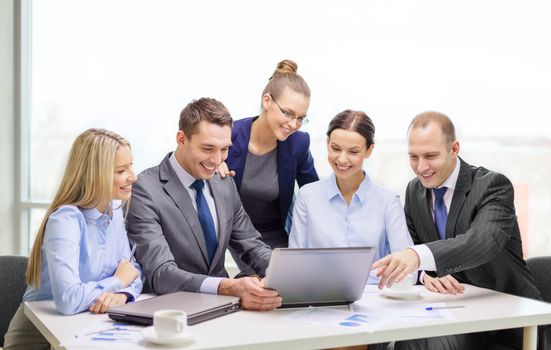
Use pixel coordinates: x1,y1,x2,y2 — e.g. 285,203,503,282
270,94,309,125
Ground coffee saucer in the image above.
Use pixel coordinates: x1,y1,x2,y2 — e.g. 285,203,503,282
381,288,421,300
141,326,193,345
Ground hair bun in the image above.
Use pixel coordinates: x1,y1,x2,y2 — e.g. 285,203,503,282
263,59,310,98
275,59,298,74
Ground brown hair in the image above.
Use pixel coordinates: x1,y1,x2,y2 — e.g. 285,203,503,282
262,59,311,100
327,110,375,148
408,111,456,149
179,97,233,138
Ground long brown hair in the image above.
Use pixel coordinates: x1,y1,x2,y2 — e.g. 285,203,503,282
26,128,130,287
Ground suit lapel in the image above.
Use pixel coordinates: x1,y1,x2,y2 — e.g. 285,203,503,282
230,117,255,190
417,186,440,242
446,159,471,238
159,156,209,265
206,176,228,273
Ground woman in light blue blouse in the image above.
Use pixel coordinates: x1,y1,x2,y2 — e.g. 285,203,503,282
4,129,143,350
289,110,413,283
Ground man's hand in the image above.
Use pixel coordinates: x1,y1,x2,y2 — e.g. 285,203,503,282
89,292,128,314
113,260,139,288
372,248,420,289
423,274,464,295
218,277,281,310
217,162,236,178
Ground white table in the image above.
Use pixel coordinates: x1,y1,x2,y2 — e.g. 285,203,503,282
25,285,551,350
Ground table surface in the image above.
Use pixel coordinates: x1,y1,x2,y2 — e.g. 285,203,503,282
24,285,551,350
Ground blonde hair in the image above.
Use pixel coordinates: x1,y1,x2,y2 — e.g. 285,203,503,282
262,59,311,101
26,128,131,287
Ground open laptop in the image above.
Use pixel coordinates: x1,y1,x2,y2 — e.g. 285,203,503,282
263,247,376,308
107,291,240,325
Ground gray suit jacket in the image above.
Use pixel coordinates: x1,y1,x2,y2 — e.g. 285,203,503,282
405,158,540,299
126,153,272,295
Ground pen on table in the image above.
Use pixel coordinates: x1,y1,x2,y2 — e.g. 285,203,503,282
128,244,136,262
425,305,466,311
83,325,129,336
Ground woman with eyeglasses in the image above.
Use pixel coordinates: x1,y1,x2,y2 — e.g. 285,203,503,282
219,59,319,276
4,129,142,350
289,110,413,284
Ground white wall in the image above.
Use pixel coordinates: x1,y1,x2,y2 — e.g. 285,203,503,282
0,0,15,254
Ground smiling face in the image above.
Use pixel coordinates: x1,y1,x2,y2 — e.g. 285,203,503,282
327,129,374,182
408,122,459,188
262,87,309,141
176,120,232,180
111,145,136,201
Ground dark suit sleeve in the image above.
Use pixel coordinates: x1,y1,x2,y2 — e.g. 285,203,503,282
404,182,422,244
295,133,319,187
405,182,439,279
427,173,516,276
226,179,272,276
126,180,208,294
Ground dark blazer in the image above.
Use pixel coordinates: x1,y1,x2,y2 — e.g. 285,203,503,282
126,153,272,295
227,116,319,226
404,158,540,299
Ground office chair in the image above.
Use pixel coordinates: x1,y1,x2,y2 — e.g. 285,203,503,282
0,255,28,347
526,256,551,350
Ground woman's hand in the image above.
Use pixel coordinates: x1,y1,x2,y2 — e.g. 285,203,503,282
114,260,139,288
217,162,236,178
89,292,127,313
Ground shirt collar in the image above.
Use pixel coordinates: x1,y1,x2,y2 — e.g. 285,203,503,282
439,158,461,190
326,172,371,204
80,200,117,222
169,152,197,189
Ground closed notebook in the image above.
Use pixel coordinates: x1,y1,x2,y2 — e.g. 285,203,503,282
107,291,240,325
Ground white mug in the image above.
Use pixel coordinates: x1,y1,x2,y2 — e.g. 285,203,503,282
390,273,415,292
153,309,187,338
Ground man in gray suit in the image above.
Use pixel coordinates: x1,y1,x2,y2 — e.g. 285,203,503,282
372,111,540,349
127,98,281,310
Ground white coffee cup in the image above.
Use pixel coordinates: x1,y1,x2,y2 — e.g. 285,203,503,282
153,309,187,338
390,273,415,292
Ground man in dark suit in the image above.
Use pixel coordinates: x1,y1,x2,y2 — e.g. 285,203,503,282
127,98,281,310
372,111,540,349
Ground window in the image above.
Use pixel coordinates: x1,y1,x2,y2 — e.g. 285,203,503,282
18,0,551,257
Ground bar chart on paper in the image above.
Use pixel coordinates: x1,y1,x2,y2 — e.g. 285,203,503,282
61,319,145,348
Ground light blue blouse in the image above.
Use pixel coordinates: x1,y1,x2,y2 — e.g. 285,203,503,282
289,174,413,283
23,202,143,315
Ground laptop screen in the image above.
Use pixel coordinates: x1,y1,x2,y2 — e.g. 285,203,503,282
263,247,376,307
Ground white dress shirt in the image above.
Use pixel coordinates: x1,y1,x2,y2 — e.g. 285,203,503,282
411,159,461,273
